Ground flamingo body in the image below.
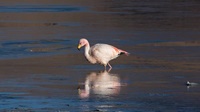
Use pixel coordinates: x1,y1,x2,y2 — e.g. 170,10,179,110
78,38,129,70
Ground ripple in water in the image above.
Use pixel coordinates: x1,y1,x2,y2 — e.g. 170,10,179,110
0,5,87,13
0,39,74,59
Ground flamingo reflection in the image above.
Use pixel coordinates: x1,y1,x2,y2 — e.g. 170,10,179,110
78,71,121,98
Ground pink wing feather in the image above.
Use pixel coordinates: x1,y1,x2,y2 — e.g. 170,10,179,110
111,46,130,56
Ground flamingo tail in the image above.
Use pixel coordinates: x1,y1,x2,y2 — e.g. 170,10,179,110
118,49,130,56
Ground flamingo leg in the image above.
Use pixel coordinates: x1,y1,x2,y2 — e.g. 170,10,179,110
108,63,112,68
104,64,107,70
107,63,112,72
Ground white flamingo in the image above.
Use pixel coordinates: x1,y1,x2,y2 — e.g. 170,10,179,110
77,38,129,70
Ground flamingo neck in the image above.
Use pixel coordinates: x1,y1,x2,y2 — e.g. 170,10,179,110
84,43,96,64
84,43,90,57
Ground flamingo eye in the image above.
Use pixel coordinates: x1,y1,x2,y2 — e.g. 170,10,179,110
80,41,85,45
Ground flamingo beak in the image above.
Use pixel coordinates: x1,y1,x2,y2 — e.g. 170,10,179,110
77,44,82,50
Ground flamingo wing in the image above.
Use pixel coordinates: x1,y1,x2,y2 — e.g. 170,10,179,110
89,44,119,65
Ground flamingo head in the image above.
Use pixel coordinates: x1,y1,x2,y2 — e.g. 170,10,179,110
77,38,89,50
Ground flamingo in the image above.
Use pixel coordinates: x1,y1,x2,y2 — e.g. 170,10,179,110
77,38,129,70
